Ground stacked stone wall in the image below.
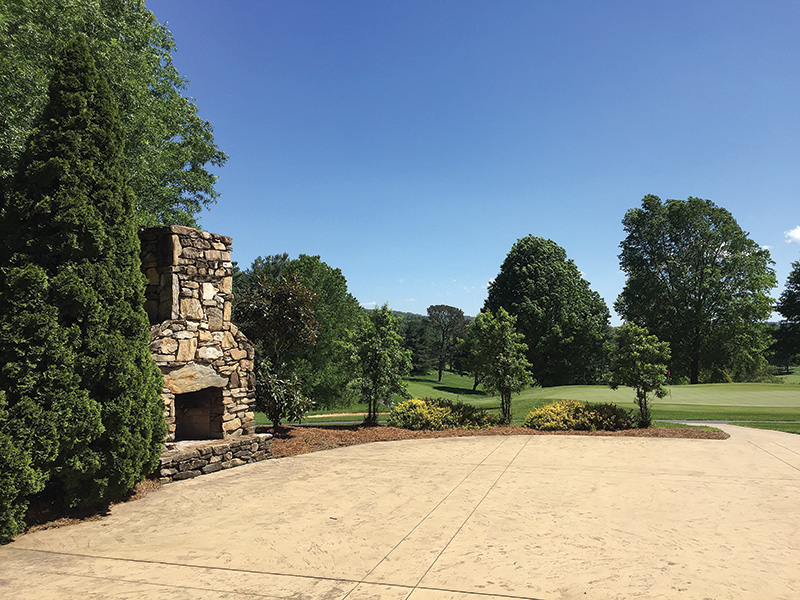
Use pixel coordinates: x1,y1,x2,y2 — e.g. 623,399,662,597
158,433,273,484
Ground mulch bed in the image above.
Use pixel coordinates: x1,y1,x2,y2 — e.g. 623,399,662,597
267,423,729,458
19,424,727,537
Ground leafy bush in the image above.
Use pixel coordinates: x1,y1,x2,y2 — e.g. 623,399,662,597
428,398,502,429
388,398,450,430
255,361,314,429
584,402,634,431
523,399,592,431
388,397,500,430
523,399,634,431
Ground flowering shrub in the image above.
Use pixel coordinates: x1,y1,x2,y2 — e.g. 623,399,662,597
523,399,633,431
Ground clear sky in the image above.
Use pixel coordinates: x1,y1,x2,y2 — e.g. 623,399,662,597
148,0,800,322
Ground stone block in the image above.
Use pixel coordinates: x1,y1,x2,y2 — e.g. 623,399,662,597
229,348,247,361
198,345,222,360
165,363,227,394
222,417,242,432
179,297,203,320
202,463,223,474
220,276,232,294
212,443,231,456
173,470,200,481
207,307,223,331
221,458,245,469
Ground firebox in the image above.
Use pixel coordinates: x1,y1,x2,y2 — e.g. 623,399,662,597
174,388,224,441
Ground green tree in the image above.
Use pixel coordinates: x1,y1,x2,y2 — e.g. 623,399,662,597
234,273,320,371
426,305,466,381
254,360,313,430
234,254,364,407
0,0,226,225
616,196,776,384
398,314,437,376
774,260,800,364
485,236,611,387
467,308,532,424
353,305,412,425
0,35,165,534
609,324,671,428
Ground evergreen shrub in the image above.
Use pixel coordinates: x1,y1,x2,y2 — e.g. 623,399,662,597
0,36,165,539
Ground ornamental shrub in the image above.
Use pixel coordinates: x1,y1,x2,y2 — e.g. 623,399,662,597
523,399,633,431
255,361,314,429
388,397,500,430
584,402,634,431
388,398,451,430
428,398,502,429
523,399,592,431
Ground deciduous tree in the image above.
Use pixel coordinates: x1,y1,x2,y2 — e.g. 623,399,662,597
427,304,466,382
0,0,226,225
353,305,412,425
485,236,610,387
609,324,671,428
774,260,800,363
466,308,532,424
616,195,776,384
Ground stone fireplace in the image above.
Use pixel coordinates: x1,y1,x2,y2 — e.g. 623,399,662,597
139,225,256,442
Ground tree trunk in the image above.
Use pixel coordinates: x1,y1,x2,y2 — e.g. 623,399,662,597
472,374,479,391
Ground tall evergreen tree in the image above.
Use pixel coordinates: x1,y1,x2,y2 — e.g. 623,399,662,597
0,35,165,535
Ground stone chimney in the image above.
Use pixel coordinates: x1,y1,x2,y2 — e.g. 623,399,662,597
139,225,256,442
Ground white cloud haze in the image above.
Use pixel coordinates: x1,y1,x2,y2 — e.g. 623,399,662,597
786,226,800,244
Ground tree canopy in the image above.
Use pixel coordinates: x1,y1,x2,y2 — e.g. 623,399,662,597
233,254,365,407
353,305,412,425
484,236,610,387
773,260,800,366
609,324,671,427
0,0,226,226
464,308,532,424
615,195,776,384
0,35,164,538
426,304,466,382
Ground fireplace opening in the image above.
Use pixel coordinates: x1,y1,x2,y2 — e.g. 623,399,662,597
174,388,224,441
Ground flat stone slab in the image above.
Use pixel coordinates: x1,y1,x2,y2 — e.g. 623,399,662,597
1,425,799,599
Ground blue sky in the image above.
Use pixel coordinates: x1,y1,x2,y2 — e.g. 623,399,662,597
149,0,800,321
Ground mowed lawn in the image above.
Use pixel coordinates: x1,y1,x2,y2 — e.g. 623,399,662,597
258,371,800,431
405,372,800,426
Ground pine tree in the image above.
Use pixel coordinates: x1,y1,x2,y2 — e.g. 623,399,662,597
0,35,165,536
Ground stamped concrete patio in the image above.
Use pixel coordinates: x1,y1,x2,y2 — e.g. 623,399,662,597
1,424,799,599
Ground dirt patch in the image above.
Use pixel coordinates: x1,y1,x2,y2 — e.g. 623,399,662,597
266,424,729,459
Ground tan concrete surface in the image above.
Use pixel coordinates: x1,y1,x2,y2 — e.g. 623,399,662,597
1,425,799,599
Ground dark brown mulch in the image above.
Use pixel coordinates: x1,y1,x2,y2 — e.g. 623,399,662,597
267,424,729,459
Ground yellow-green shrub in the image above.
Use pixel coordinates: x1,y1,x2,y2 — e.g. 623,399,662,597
388,397,501,430
523,399,592,430
388,398,451,430
523,399,633,431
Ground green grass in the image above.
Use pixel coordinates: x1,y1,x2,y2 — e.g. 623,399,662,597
776,370,800,385
255,370,800,428
732,422,800,434
402,372,800,424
